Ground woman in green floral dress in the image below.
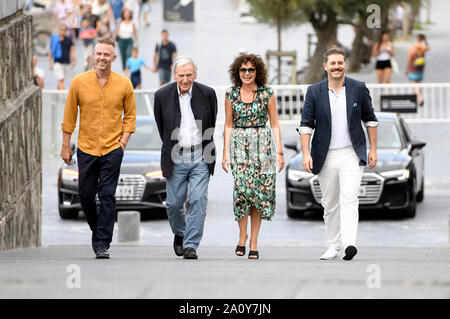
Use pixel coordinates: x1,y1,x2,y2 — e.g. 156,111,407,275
222,54,285,259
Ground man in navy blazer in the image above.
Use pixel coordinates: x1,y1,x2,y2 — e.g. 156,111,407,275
154,56,217,260
299,48,378,261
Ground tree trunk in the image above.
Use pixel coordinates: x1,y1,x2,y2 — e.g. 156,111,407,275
306,22,337,83
409,2,421,34
348,27,365,73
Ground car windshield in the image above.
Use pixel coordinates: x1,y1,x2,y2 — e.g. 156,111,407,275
126,121,162,150
364,120,403,149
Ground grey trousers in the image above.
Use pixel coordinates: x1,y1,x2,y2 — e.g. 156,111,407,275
165,148,210,249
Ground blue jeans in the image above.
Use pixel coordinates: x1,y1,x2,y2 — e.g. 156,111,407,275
165,148,210,249
77,146,124,250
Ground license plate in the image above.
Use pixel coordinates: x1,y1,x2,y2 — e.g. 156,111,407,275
358,186,367,196
115,185,134,197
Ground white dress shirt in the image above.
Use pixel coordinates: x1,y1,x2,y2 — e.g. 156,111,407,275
177,85,202,148
328,86,353,150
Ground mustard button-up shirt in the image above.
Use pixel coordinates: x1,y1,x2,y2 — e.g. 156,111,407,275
61,69,136,156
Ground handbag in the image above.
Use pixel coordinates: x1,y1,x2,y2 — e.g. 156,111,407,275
390,57,399,73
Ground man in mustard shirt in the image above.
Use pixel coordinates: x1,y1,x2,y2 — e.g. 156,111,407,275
61,37,136,259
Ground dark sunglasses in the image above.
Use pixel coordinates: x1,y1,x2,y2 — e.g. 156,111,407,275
239,67,256,74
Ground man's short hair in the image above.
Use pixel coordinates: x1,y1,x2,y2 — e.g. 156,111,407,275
323,48,346,63
96,36,116,48
173,56,197,76
417,34,426,41
161,29,168,34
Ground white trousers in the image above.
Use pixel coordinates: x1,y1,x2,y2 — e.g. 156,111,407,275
317,146,363,249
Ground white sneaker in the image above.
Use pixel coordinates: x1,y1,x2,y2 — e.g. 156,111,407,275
320,246,340,260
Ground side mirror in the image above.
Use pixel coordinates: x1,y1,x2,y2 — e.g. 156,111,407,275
284,141,298,152
410,140,426,150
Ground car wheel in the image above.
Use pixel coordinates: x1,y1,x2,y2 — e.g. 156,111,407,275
58,206,79,219
287,207,304,218
416,178,424,203
403,190,416,218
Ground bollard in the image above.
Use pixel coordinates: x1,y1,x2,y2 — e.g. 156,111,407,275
118,211,140,242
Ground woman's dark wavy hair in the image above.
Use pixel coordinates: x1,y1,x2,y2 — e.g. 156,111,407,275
228,53,268,87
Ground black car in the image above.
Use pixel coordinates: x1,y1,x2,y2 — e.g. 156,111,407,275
285,112,426,218
57,116,166,219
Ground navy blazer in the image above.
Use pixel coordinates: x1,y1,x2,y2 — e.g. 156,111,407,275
154,81,218,178
300,76,378,175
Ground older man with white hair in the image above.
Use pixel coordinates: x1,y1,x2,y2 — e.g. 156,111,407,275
154,56,218,259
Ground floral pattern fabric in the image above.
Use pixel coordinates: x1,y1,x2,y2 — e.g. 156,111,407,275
226,86,276,221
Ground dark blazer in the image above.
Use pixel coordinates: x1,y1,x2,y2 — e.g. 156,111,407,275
300,76,378,175
153,81,218,178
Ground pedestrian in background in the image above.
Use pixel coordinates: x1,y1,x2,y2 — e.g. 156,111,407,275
53,0,72,26
110,0,124,28
91,0,115,38
116,9,138,70
60,37,136,259
223,54,284,260
79,17,97,71
49,24,76,90
124,47,153,89
153,56,218,260
153,29,177,86
124,0,140,29
33,55,45,88
140,0,151,27
81,3,100,30
298,48,378,261
372,30,394,84
406,34,430,106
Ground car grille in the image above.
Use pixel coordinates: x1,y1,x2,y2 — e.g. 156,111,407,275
116,174,146,201
95,174,146,202
310,173,385,205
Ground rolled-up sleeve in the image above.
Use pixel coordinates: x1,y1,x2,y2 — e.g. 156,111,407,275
61,79,79,133
360,83,378,127
364,121,379,127
298,86,316,135
122,81,136,133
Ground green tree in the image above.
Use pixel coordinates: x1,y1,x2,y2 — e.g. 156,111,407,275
247,0,304,84
299,0,398,81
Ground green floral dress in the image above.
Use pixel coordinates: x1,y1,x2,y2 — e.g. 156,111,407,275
226,86,277,221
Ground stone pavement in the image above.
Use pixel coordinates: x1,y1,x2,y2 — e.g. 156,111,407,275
0,245,448,298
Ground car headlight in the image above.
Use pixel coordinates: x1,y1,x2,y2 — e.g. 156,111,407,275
380,169,410,181
145,169,163,179
62,168,79,181
288,169,313,181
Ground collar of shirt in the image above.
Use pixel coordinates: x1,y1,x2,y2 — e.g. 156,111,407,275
328,80,346,95
93,67,113,84
328,85,346,101
177,84,193,98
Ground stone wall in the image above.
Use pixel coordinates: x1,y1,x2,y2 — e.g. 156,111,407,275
0,3,42,250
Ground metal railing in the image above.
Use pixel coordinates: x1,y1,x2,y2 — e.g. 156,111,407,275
42,82,450,156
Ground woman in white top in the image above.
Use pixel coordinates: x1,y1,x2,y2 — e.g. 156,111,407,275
116,9,138,70
372,31,395,84
91,0,115,30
